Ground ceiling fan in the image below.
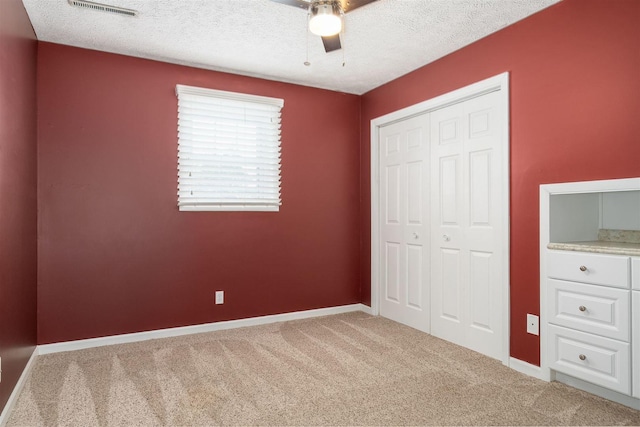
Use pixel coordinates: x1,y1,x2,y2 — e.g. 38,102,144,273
270,0,378,53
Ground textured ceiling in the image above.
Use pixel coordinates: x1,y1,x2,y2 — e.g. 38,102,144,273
22,0,561,95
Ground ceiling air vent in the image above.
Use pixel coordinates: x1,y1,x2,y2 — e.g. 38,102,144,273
68,0,137,17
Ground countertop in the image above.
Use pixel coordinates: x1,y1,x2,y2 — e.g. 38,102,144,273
547,240,640,257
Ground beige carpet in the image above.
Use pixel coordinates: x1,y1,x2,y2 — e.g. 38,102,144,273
7,312,640,426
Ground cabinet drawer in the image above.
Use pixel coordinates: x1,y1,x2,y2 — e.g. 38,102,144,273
632,258,640,291
548,324,630,395
548,279,630,341
547,251,629,288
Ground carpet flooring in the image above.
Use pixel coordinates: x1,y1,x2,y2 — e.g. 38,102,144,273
7,312,640,426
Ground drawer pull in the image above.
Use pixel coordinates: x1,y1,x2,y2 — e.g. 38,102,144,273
579,354,586,361
578,305,587,312
579,265,587,272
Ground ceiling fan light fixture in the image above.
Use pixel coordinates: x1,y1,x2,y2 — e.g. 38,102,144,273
309,2,342,37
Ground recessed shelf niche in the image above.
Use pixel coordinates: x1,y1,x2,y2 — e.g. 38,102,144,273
549,188,640,245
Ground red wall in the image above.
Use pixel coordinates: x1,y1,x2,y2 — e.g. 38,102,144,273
37,44,361,344
0,0,38,412
360,0,640,365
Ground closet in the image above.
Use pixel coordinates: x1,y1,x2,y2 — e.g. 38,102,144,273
372,74,509,362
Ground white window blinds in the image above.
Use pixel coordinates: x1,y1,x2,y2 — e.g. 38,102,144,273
176,84,284,211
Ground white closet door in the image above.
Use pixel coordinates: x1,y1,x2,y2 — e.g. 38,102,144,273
430,90,505,360
379,113,430,333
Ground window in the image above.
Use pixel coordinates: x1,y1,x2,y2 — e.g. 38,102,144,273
176,84,284,211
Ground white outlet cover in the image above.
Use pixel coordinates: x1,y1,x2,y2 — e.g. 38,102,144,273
526,314,539,335
215,291,224,305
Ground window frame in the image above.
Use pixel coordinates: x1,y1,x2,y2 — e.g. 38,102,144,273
176,84,284,212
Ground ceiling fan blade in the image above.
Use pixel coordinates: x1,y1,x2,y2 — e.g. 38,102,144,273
321,34,341,52
269,0,309,10
338,0,378,13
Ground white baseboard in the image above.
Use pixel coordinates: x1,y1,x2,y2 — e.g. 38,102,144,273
555,372,640,410
509,357,547,381
39,303,371,355
0,348,38,427
358,304,373,315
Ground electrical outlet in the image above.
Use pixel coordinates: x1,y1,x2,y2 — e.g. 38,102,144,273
526,314,539,335
215,290,224,305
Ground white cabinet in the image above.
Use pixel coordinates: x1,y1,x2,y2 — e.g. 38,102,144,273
547,251,629,288
540,178,640,408
632,257,640,291
547,278,630,341
634,290,640,399
548,324,630,394
633,258,640,399
546,250,634,397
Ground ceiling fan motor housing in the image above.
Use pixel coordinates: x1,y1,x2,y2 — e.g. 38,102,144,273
311,0,342,14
